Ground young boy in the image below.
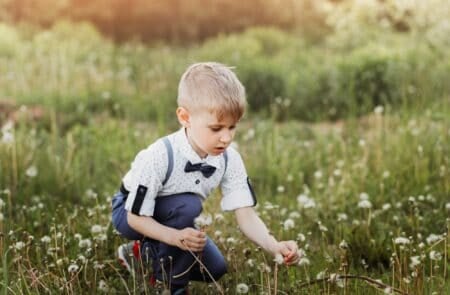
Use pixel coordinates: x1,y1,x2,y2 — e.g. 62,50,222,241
112,62,299,294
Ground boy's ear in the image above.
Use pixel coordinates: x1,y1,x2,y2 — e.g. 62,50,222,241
176,107,190,127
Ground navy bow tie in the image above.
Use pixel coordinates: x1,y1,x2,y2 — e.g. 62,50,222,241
184,161,216,178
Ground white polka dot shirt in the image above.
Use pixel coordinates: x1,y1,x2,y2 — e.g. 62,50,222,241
122,127,256,216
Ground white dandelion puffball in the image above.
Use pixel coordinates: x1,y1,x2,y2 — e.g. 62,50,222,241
274,253,284,265
25,166,38,178
394,237,410,245
68,264,79,273
283,218,295,230
236,283,249,294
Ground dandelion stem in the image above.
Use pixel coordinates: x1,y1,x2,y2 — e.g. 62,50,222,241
297,274,408,295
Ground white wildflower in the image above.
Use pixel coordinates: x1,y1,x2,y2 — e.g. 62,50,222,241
68,264,79,273
314,170,322,179
298,257,310,266
318,223,328,232
337,213,348,221
274,253,284,265
40,236,51,244
214,213,224,222
98,280,109,292
226,237,236,244
277,185,285,193
382,203,391,211
214,230,222,238
446,203,450,211
374,105,384,115
316,271,326,279
339,240,349,249
236,283,249,294
394,237,410,245
382,170,390,178
79,239,92,248
384,287,393,294
297,194,316,208
358,139,366,147
91,225,103,234
359,192,369,200
25,166,38,178
426,234,441,245
246,259,254,267
194,214,212,228
289,211,301,219
297,233,306,242
409,256,421,268
14,241,25,250
283,218,295,230
358,200,372,209
429,251,442,261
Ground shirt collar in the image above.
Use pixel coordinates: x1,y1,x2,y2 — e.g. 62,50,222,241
173,127,222,168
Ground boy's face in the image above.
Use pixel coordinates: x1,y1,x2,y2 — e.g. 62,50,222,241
177,107,238,158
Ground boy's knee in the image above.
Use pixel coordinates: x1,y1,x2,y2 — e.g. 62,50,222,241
211,259,227,280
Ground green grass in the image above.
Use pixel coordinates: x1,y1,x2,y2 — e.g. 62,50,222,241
0,22,449,294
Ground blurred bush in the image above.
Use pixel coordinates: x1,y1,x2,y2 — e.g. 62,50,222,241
0,21,449,126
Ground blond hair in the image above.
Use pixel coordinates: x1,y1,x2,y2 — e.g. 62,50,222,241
177,62,246,121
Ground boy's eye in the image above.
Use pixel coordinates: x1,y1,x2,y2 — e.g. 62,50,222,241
210,127,221,132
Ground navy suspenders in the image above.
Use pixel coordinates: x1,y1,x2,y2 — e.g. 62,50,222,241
124,136,229,214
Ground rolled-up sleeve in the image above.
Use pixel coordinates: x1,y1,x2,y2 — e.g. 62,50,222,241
123,140,167,216
220,147,257,211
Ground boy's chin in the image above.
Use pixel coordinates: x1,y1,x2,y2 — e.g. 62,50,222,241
210,148,225,156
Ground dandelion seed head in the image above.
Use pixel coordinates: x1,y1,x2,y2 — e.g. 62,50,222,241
394,237,410,245
40,236,51,244
374,105,384,115
236,283,249,294
358,199,372,209
409,256,421,268
337,213,348,221
98,280,109,292
429,250,442,261
339,240,348,249
289,211,300,219
91,225,103,234
274,253,284,265
68,264,79,273
283,218,295,230
297,233,306,242
297,194,316,208
14,241,25,250
359,192,369,200
277,185,285,193
298,257,310,266
194,213,212,228
25,166,38,178
426,234,441,245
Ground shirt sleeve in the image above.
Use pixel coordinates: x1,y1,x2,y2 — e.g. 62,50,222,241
220,147,257,211
123,140,167,216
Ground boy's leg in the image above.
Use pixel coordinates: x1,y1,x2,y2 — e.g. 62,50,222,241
188,237,227,282
144,193,204,290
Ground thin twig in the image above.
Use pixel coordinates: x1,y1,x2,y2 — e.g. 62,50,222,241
180,240,224,295
297,274,408,295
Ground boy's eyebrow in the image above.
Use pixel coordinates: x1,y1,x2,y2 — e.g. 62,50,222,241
208,123,236,127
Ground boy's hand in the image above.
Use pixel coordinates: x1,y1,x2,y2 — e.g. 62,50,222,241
274,240,301,265
175,228,207,252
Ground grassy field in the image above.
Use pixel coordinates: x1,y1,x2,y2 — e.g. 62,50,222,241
0,22,449,294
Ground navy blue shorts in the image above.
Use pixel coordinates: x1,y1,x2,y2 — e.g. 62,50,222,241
111,191,227,287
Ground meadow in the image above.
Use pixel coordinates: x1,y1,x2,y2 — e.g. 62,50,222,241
0,17,449,294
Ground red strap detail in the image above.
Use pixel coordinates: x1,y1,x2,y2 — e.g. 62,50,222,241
149,275,156,287
132,240,141,259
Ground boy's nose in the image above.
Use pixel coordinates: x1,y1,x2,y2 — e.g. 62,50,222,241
220,131,232,143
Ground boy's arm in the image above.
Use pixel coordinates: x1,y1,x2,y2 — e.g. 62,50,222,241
127,212,206,252
235,207,299,265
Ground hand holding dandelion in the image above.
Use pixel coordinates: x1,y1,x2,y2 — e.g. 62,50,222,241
274,240,301,265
